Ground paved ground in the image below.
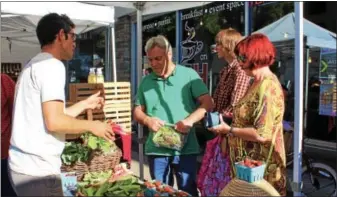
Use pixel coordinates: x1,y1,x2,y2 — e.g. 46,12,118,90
129,133,336,196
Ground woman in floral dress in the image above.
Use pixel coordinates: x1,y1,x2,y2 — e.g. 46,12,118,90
209,33,286,196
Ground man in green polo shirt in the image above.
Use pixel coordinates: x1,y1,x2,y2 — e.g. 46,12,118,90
134,35,214,196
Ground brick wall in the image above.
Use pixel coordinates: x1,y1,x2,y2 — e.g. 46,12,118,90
114,12,142,82
115,14,132,82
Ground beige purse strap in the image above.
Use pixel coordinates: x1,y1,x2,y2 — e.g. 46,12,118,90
264,127,280,175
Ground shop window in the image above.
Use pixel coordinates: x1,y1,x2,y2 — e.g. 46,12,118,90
142,12,176,72
67,27,106,84
306,48,336,142
180,1,245,92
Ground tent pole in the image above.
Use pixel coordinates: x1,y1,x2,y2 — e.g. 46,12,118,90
244,2,249,36
293,2,304,196
135,2,144,181
304,47,310,131
111,24,117,82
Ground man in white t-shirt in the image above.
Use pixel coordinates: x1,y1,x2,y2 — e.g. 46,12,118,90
8,13,115,196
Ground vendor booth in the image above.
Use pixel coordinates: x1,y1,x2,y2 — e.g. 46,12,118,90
255,12,337,153
2,2,335,196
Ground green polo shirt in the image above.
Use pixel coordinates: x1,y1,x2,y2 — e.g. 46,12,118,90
135,65,209,156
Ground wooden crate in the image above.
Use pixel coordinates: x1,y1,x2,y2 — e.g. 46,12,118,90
68,82,132,133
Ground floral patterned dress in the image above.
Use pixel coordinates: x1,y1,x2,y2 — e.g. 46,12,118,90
228,75,287,196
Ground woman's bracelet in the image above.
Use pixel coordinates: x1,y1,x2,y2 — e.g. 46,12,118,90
227,127,234,137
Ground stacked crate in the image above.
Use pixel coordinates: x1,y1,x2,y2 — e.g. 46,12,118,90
67,82,132,136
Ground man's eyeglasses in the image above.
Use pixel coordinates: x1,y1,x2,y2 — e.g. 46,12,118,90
68,32,77,41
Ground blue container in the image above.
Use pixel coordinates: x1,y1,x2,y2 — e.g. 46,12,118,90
204,112,220,128
235,161,266,183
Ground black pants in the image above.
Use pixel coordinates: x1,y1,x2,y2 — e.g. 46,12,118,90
1,159,16,196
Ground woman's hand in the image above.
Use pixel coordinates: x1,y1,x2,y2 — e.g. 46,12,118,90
208,114,230,134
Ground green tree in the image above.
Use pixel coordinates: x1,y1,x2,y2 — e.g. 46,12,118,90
253,2,294,32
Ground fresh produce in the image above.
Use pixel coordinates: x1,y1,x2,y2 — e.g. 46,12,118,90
109,163,133,182
152,126,187,151
61,142,91,165
78,175,146,196
78,170,113,186
81,132,116,154
239,158,263,168
77,171,192,197
141,180,191,197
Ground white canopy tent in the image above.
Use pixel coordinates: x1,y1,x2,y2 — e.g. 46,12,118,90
0,2,115,73
1,2,114,44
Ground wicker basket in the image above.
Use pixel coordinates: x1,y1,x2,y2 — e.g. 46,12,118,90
88,149,122,172
61,162,88,181
61,147,122,181
220,178,280,196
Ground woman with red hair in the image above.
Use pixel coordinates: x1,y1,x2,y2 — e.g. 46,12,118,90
209,33,286,195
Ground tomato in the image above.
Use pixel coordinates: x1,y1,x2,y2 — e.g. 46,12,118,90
163,186,175,193
154,180,161,187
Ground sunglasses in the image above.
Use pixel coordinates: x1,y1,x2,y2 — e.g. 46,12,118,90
236,54,246,62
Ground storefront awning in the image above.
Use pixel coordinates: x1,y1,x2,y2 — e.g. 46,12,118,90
85,1,213,16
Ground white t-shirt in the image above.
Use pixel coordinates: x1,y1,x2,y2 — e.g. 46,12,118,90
9,52,66,177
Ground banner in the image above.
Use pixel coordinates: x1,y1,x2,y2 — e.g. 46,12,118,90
319,48,337,116
319,80,336,117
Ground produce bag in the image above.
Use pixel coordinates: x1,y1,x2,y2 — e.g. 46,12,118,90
152,125,188,151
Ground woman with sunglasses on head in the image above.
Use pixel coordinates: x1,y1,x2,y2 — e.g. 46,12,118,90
198,28,252,197
209,33,286,196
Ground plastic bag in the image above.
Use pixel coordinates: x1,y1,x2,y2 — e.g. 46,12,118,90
152,126,188,151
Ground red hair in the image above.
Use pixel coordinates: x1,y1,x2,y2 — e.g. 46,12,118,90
234,33,276,68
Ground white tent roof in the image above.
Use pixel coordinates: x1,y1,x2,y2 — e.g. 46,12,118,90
1,2,115,46
255,12,336,49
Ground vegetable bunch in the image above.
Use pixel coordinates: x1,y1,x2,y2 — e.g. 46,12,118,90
61,142,91,166
78,176,145,196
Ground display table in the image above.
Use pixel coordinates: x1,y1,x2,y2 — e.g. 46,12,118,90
220,178,280,196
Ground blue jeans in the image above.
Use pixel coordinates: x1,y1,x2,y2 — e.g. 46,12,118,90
148,155,198,196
